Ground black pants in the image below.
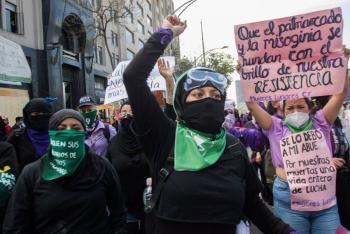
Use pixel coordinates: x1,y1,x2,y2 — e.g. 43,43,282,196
127,220,145,234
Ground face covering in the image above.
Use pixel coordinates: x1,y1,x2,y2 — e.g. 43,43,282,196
27,114,51,131
81,110,97,131
285,112,311,131
223,113,236,129
120,114,133,129
42,129,86,181
182,98,225,134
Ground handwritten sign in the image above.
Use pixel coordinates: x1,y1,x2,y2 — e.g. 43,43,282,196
280,129,336,211
234,8,348,102
104,56,175,104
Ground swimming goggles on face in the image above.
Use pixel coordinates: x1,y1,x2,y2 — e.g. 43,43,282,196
183,68,227,94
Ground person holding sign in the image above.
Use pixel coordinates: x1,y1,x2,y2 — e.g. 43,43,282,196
3,109,126,233
246,51,349,233
123,15,294,234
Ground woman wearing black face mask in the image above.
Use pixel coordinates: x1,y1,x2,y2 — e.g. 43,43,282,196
3,109,126,233
107,102,151,234
122,15,294,234
7,98,53,172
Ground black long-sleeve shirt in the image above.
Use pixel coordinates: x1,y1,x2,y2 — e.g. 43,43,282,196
3,152,126,234
123,32,293,234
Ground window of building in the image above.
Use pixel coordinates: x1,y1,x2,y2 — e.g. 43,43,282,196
137,21,144,34
5,1,17,33
146,0,151,11
94,46,104,65
147,15,152,27
112,53,119,68
137,2,144,17
95,76,106,90
98,46,104,64
111,31,118,46
125,7,133,24
137,39,144,49
125,28,134,44
126,49,135,60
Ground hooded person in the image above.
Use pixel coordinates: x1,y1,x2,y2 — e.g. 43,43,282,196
122,15,294,234
107,101,151,234
7,98,53,172
3,109,127,233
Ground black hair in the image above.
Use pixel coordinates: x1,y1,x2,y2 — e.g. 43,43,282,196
267,101,277,115
120,100,130,112
15,116,23,122
282,98,313,112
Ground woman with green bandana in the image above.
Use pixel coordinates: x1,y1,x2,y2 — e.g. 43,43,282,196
122,15,294,234
3,109,126,234
246,72,349,233
78,96,117,158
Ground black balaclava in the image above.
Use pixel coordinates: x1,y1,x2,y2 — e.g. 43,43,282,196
23,98,53,131
174,72,226,134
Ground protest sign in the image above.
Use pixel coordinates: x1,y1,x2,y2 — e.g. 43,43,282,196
104,56,175,104
234,8,348,102
280,129,336,211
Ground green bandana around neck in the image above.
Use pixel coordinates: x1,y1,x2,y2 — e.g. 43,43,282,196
286,119,313,133
81,110,97,131
42,129,86,181
174,122,226,171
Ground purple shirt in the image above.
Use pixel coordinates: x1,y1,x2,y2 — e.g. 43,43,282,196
85,121,117,157
263,110,332,168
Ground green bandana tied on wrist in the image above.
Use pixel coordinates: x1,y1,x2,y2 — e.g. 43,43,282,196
42,129,86,181
286,119,313,133
174,122,226,171
81,110,97,131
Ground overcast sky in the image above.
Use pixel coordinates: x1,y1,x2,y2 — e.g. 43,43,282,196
172,0,350,100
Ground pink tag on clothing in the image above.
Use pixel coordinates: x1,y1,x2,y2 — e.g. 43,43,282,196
279,129,336,211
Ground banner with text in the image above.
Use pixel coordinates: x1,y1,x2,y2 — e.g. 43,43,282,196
104,56,175,104
280,129,336,211
234,7,347,102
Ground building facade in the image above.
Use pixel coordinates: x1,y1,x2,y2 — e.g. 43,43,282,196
0,0,178,122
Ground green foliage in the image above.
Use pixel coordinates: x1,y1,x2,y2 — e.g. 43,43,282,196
176,56,194,77
204,52,234,77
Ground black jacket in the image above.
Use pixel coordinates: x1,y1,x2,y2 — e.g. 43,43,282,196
0,142,18,233
7,128,38,172
123,31,294,234
3,151,126,234
107,135,151,218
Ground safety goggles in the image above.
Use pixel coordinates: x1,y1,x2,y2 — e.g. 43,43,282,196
183,68,227,94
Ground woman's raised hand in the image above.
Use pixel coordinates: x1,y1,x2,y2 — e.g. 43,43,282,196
162,15,187,37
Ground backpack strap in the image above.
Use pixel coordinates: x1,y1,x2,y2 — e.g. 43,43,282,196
103,124,111,142
151,133,239,211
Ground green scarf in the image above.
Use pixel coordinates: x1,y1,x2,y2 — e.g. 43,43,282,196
81,110,97,131
0,172,15,207
286,119,313,133
174,122,226,171
42,129,86,181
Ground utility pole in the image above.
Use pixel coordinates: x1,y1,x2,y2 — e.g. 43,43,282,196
200,21,206,67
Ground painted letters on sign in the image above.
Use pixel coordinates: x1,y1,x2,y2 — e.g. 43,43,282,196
280,129,336,211
234,8,348,102
104,56,175,104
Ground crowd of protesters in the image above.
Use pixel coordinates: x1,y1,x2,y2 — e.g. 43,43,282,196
0,15,349,234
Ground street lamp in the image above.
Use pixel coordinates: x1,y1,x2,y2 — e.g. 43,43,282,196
194,46,229,67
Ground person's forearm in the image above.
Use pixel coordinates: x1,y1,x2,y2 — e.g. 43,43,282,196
165,78,174,104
